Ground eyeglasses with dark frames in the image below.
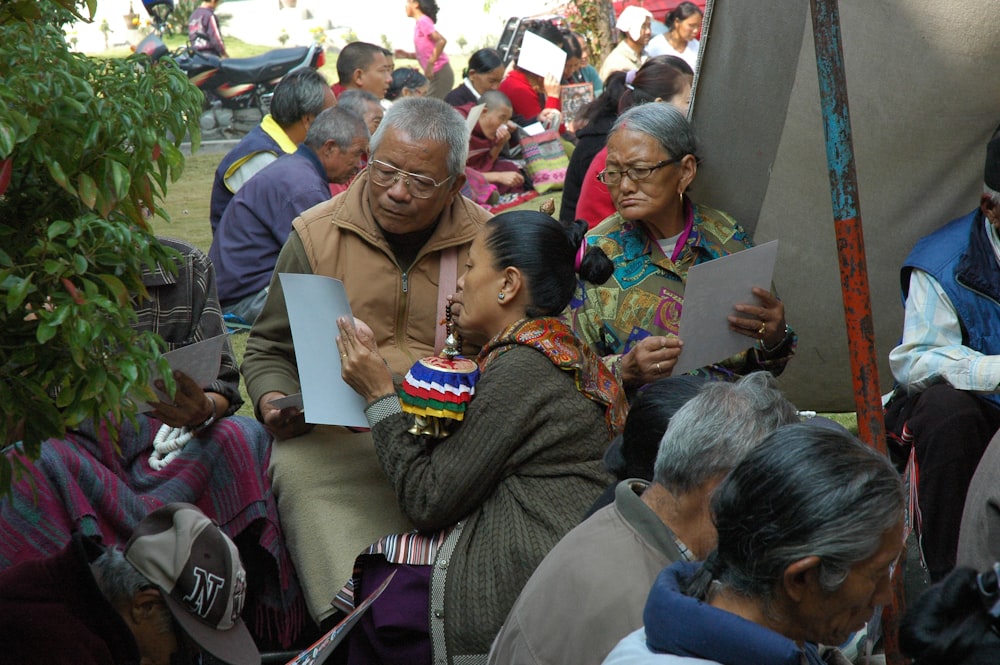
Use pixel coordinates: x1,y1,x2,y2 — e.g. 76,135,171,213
596,156,684,186
368,158,454,199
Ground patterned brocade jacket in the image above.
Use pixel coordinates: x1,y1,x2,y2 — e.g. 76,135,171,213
565,201,796,386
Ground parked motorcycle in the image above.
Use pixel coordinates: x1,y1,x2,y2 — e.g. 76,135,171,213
135,33,326,140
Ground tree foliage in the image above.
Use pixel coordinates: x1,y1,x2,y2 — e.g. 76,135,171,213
567,0,616,61
0,0,203,492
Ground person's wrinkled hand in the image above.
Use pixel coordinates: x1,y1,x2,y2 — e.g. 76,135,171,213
151,370,214,429
620,336,684,389
337,316,395,403
729,287,788,350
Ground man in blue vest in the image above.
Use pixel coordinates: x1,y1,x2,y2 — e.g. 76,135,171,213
209,106,369,325
886,128,1000,582
209,68,337,235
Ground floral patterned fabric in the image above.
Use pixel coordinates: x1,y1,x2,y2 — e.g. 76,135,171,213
479,317,627,438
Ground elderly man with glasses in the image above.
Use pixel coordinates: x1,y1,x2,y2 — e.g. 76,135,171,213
242,97,491,627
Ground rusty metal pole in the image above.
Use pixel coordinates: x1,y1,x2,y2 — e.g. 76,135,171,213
809,1,907,663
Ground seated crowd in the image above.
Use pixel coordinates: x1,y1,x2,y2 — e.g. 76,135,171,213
7,8,1000,665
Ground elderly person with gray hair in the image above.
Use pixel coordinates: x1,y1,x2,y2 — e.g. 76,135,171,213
242,96,491,625
210,67,337,233
604,424,905,664
488,371,799,665
566,102,796,394
210,105,370,324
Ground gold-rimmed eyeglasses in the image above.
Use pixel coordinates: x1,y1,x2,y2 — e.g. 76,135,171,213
596,156,684,186
368,159,454,199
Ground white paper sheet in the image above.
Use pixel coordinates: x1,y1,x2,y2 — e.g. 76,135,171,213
516,30,567,81
672,240,780,374
279,273,368,428
267,392,303,411
136,334,228,412
465,103,485,134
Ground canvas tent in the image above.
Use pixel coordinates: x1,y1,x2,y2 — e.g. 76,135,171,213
692,0,1000,411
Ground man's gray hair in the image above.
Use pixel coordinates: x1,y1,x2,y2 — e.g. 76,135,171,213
704,424,904,601
304,106,369,151
92,547,173,634
653,371,799,494
337,89,381,119
270,67,330,128
610,102,700,162
369,97,469,179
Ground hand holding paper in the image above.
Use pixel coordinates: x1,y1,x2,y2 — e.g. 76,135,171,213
672,240,780,374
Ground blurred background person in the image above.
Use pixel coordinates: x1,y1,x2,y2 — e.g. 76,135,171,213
600,5,653,80
396,0,454,99
386,67,430,106
444,47,506,107
647,2,704,73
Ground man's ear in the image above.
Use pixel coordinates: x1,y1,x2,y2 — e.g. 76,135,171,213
351,68,366,88
781,555,823,603
129,588,166,625
981,193,999,225
445,171,466,205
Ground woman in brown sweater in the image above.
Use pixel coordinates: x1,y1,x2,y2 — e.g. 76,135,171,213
336,211,626,663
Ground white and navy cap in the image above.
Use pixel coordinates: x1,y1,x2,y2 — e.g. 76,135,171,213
124,503,259,665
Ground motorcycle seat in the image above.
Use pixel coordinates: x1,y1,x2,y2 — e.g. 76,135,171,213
221,47,313,81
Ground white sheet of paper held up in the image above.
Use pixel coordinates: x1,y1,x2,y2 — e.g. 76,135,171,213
137,333,228,412
279,273,368,428
672,240,780,375
517,30,567,81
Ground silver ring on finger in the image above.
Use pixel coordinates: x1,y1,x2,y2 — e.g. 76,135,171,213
655,362,661,374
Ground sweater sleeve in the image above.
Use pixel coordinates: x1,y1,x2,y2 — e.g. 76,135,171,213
370,346,570,531
241,231,311,418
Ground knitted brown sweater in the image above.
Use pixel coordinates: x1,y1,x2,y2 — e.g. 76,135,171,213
371,344,615,660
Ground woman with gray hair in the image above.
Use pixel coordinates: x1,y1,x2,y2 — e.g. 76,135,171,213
603,424,905,664
566,102,796,395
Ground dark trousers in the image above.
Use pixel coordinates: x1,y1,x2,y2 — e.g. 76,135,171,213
885,383,1000,581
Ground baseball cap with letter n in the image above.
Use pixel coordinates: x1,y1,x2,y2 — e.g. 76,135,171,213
124,503,260,665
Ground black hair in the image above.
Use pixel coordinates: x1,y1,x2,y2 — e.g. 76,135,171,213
483,212,613,317
464,48,504,78
270,67,330,128
665,1,703,30
415,0,439,23
617,375,706,480
687,424,903,604
386,67,428,101
900,566,1000,664
618,55,693,113
335,42,385,84
576,70,628,130
531,20,580,61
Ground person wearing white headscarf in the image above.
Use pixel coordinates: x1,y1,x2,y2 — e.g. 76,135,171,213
599,5,653,80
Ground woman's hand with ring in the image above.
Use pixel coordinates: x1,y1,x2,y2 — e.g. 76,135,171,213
730,287,787,348
620,335,684,389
